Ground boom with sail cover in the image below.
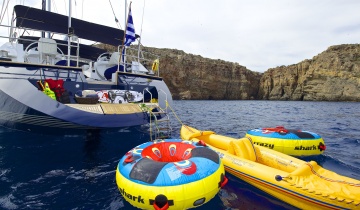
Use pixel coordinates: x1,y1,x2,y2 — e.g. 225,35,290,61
13,5,140,46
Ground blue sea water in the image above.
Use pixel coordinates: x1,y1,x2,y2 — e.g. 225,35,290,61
0,100,359,209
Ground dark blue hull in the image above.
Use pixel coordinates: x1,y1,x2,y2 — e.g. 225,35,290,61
0,64,172,135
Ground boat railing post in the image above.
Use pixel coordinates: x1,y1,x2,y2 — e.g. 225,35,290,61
38,39,43,63
74,35,79,66
158,89,167,111
143,88,152,104
9,9,16,43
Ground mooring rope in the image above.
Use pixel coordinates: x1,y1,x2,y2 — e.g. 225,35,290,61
165,100,184,126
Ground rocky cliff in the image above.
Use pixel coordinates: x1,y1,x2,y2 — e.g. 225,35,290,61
145,44,360,101
144,47,262,100
258,44,360,101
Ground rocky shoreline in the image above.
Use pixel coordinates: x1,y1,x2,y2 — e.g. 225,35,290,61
144,44,360,101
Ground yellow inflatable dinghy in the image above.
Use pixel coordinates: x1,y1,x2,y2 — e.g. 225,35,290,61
181,125,360,210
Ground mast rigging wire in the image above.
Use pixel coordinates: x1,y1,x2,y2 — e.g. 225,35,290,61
139,0,145,41
108,0,122,29
0,0,11,24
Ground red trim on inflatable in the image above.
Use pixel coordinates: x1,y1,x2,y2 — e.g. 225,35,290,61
319,144,326,151
220,176,228,188
124,154,134,163
197,140,207,146
141,142,195,162
153,202,169,210
262,126,294,134
175,161,197,175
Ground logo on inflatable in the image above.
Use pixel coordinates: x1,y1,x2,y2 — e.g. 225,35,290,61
119,188,145,204
253,142,275,149
294,145,317,150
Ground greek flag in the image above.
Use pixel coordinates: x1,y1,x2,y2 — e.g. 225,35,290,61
124,6,136,46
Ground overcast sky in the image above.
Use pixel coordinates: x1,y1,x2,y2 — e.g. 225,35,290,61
2,0,360,72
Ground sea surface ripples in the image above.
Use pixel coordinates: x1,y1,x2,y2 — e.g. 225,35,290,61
0,100,359,209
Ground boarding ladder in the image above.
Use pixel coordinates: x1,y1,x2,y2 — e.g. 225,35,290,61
141,89,171,140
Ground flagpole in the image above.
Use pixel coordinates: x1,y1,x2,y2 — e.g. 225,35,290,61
122,1,132,47
119,1,132,72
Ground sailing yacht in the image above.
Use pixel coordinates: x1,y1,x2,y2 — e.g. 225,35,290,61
0,3,173,136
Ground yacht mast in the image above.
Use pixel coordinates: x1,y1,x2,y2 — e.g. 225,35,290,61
42,0,51,38
47,0,51,38
41,0,45,38
67,0,72,66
